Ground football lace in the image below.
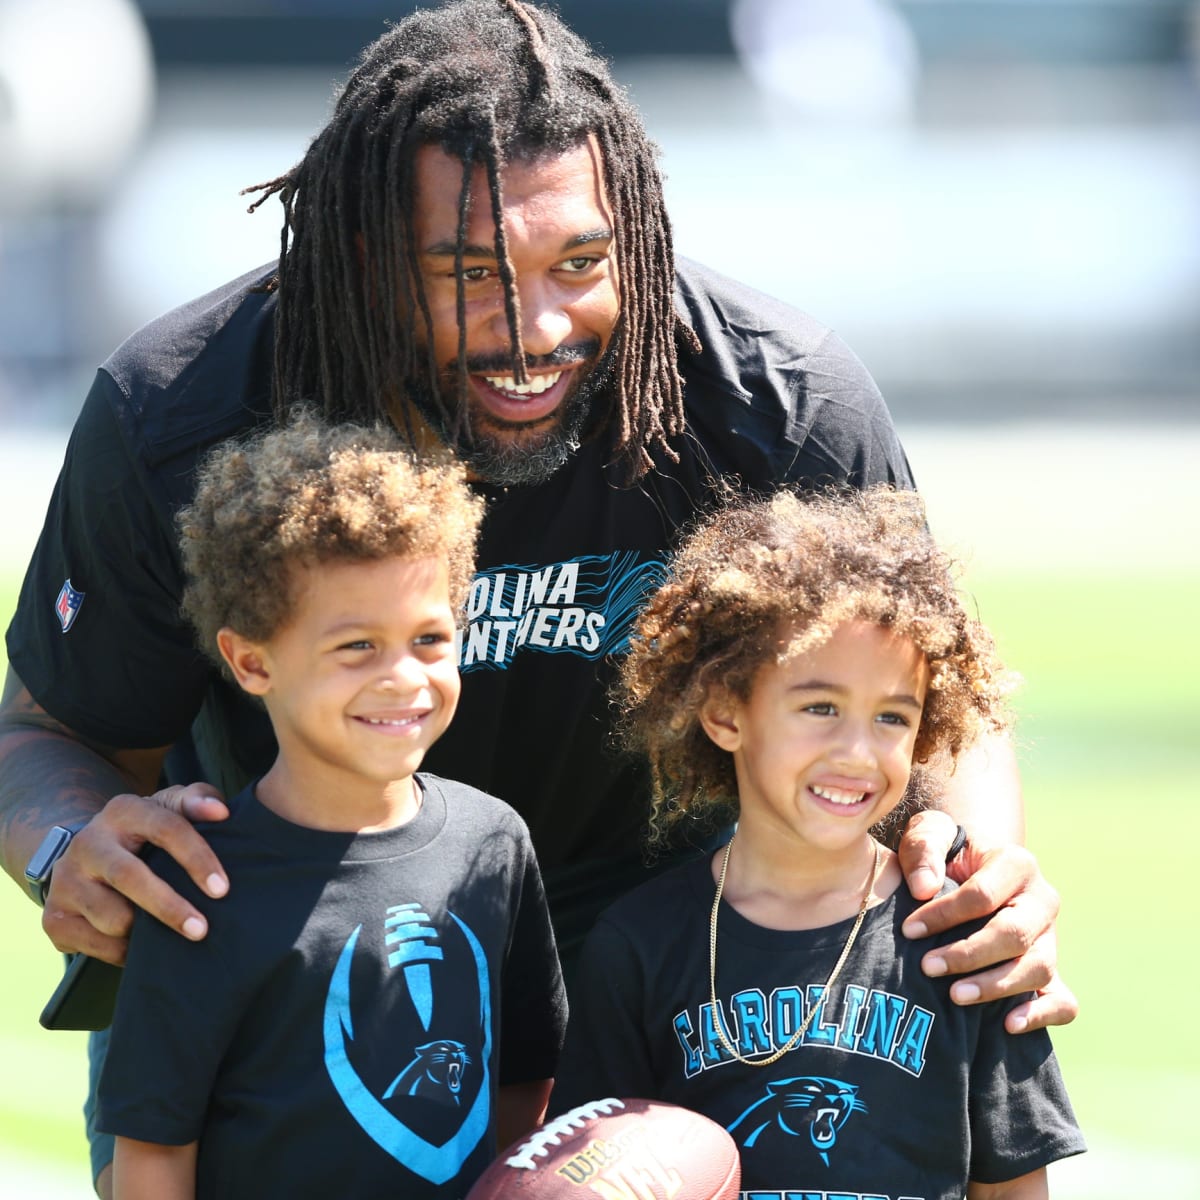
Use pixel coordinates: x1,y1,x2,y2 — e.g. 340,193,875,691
504,1098,626,1170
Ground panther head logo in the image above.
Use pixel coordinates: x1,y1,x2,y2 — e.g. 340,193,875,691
728,1075,867,1166
383,1040,471,1106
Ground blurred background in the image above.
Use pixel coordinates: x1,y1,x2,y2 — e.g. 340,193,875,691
2,0,1198,1195
2,0,1198,423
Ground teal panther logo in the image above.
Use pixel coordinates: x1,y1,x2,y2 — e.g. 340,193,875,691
383,1040,471,1105
728,1075,866,1167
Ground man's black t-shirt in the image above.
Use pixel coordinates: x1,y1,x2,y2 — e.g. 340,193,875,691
6,257,914,959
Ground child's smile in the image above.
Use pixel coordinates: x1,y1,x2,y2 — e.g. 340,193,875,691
810,783,874,810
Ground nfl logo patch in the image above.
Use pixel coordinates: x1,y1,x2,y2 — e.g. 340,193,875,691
55,579,85,633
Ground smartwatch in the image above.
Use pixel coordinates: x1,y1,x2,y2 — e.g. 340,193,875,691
24,820,89,906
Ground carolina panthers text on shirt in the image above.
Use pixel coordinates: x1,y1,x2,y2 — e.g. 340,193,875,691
676,982,934,1079
457,553,666,671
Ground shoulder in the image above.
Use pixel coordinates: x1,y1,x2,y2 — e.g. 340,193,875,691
595,856,702,936
98,265,277,508
890,877,990,949
572,859,705,988
671,258,910,489
140,784,263,899
674,255,878,398
675,256,842,358
104,263,276,402
418,773,532,846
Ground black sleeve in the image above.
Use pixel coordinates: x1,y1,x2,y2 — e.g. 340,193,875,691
967,1002,1087,1183
781,327,916,492
673,259,916,494
498,827,568,1086
546,916,658,1116
4,370,209,747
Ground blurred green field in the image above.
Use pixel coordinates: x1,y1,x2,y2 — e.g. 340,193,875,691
966,570,1200,1167
1,566,1198,1190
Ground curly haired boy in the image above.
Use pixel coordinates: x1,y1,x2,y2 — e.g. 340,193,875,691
551,485,1083,1199
96,414,566,1200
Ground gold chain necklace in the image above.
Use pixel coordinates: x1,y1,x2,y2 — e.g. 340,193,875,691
708,836,882,1068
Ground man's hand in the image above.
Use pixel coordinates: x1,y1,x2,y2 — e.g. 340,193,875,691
42,783,230,965
896,809,1079,1034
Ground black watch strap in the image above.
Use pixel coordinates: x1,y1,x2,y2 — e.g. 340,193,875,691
946,824,968,863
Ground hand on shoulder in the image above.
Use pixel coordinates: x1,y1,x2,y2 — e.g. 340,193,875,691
895,810,1078,1033
43,784,230,964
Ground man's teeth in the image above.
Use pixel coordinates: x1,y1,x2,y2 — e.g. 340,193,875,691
811,785,867,806
483,371,562,396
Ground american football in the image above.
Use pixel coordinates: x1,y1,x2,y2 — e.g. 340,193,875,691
466,1097,740,1199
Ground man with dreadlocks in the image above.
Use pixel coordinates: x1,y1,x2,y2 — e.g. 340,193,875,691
2,2,1073,1195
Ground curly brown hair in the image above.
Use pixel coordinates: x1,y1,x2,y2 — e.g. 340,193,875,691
619,485,1015,840
178,412,483,669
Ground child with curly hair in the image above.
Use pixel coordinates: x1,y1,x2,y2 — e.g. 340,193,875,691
549,485,1083,1199
96,413,566,1200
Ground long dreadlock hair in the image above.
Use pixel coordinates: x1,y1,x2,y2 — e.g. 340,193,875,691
244,0,700,482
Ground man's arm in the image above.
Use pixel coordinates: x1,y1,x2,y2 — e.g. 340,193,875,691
0,666,229,962
896,727,1078,1034
112,1136,197,1200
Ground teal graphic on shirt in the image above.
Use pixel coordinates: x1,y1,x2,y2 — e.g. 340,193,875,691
459,552,666,669
728,1075,866,1167
383,1041,470,1105
323,907,492,1185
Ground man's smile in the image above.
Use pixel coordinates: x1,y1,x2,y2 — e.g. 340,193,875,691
481,370,563,396
471,368,572,425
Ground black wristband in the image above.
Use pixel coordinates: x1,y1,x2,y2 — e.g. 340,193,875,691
946,824,968,863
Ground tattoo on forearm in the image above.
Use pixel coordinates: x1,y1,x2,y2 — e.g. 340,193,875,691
0,677,128,881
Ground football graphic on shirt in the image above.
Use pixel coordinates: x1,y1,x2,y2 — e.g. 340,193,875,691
324,905,493,1186
466,1097,740,1199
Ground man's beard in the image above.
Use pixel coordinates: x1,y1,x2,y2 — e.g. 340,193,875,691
409,337,617,488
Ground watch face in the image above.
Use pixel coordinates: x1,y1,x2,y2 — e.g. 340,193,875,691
24,825,76,884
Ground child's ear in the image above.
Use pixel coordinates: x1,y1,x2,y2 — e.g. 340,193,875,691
699,688,742,752
216,627,272,696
